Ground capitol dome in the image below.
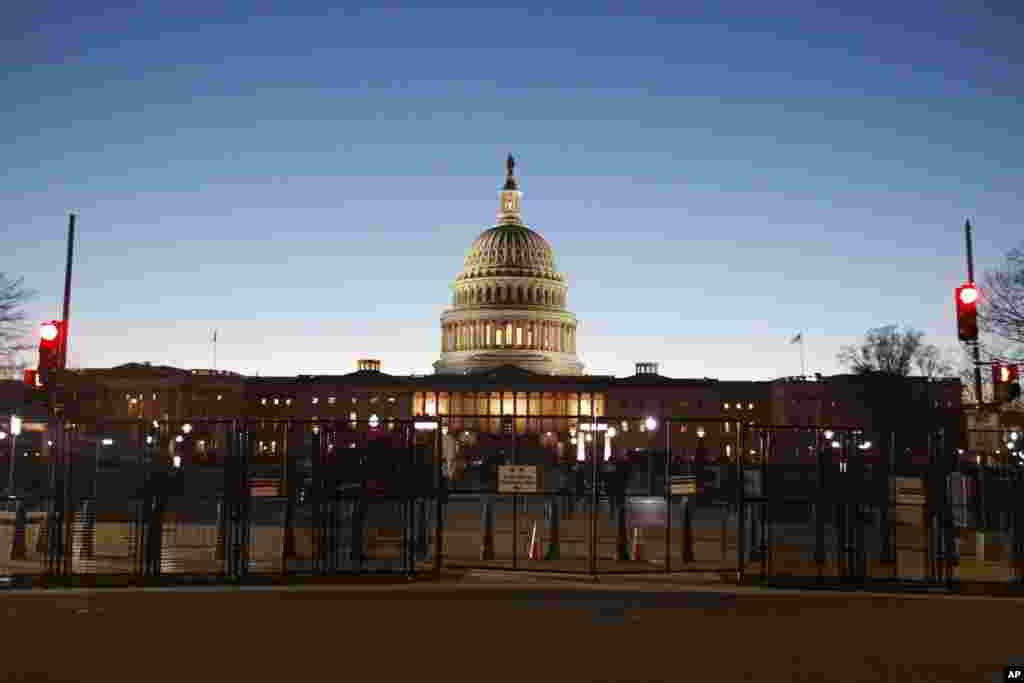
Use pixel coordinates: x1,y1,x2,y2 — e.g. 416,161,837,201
458,224,563,282
434,155,583,376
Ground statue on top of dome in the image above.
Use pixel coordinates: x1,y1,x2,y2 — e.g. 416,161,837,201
503,154,518,191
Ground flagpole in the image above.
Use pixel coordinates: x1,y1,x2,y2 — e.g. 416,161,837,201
800,335,806,378
212,330,218,371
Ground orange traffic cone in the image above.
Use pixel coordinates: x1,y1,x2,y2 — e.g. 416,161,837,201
528,521,541,560
631,527,644,562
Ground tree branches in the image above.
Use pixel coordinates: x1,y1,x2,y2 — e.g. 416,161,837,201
981,244,1024,357
0,273,36,376
837,324,953,378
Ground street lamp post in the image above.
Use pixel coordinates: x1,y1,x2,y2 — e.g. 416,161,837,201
7,415,22,494
645,417,657,496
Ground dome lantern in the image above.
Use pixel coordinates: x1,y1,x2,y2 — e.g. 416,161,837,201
498,153,522,225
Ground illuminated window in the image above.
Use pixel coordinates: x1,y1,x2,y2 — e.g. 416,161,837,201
370,396,379,404
349,411,357,427
285,398,292,406
369,414,380,428
312,397,319,405
261,398,267,405
387,396,396,404
217,395,223,401
273,398,279,406
723,403,729,410
748,402,754,410
726,444,733,459
516,327,523,346
328,397,336,405
724,422,731,433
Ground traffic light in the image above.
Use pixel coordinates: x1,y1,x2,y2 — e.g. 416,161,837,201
994,363,1021,403
955,282,979,342
37,320,65,385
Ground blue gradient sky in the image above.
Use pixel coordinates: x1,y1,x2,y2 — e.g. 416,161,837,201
3,3,1022,379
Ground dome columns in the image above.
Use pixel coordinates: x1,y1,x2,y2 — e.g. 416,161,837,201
441,316,576,353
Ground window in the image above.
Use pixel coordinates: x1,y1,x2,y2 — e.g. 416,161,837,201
328,396,336,405
217,395,223,401
260,398,267,406
516,327,523,346
388,396,396,404
726,444,733,460
273,398,280,406
723,403,730,410
370,396,379,404
285,398,292,407
724,422,731,433
312,397,319,405
748,402,754,410
349,411,357,427
351,397,358,404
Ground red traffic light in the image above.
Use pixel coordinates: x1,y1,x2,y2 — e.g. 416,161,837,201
955,283,979,342
993,363,1022,403
40,322,59,342
958,285,978,305
36,320,65,386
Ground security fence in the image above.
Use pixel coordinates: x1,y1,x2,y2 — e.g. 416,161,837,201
2,416,1024,591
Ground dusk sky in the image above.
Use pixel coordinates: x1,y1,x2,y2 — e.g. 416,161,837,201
4,2,1022,379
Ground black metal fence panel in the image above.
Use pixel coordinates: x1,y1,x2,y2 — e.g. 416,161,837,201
4,417,1024,591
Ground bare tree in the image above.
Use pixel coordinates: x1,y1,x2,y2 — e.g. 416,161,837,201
914,343,956,379
0,273,36,379
980,243,1024,358
837,324,953,377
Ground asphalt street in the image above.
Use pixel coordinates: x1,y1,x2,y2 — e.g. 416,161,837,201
1,578,1022,682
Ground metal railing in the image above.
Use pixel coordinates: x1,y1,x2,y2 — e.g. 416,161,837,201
2,417,1023,593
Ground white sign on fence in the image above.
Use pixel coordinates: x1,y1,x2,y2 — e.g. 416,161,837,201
671,475,697,496
498,465,539,494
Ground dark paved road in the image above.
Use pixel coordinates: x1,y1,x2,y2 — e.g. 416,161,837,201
2,580,1022,682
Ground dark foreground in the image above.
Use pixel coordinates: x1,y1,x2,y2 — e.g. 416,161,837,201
1,578,1022,682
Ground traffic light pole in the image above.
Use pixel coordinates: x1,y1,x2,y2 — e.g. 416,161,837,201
965,220,984,408
60,212,76,370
